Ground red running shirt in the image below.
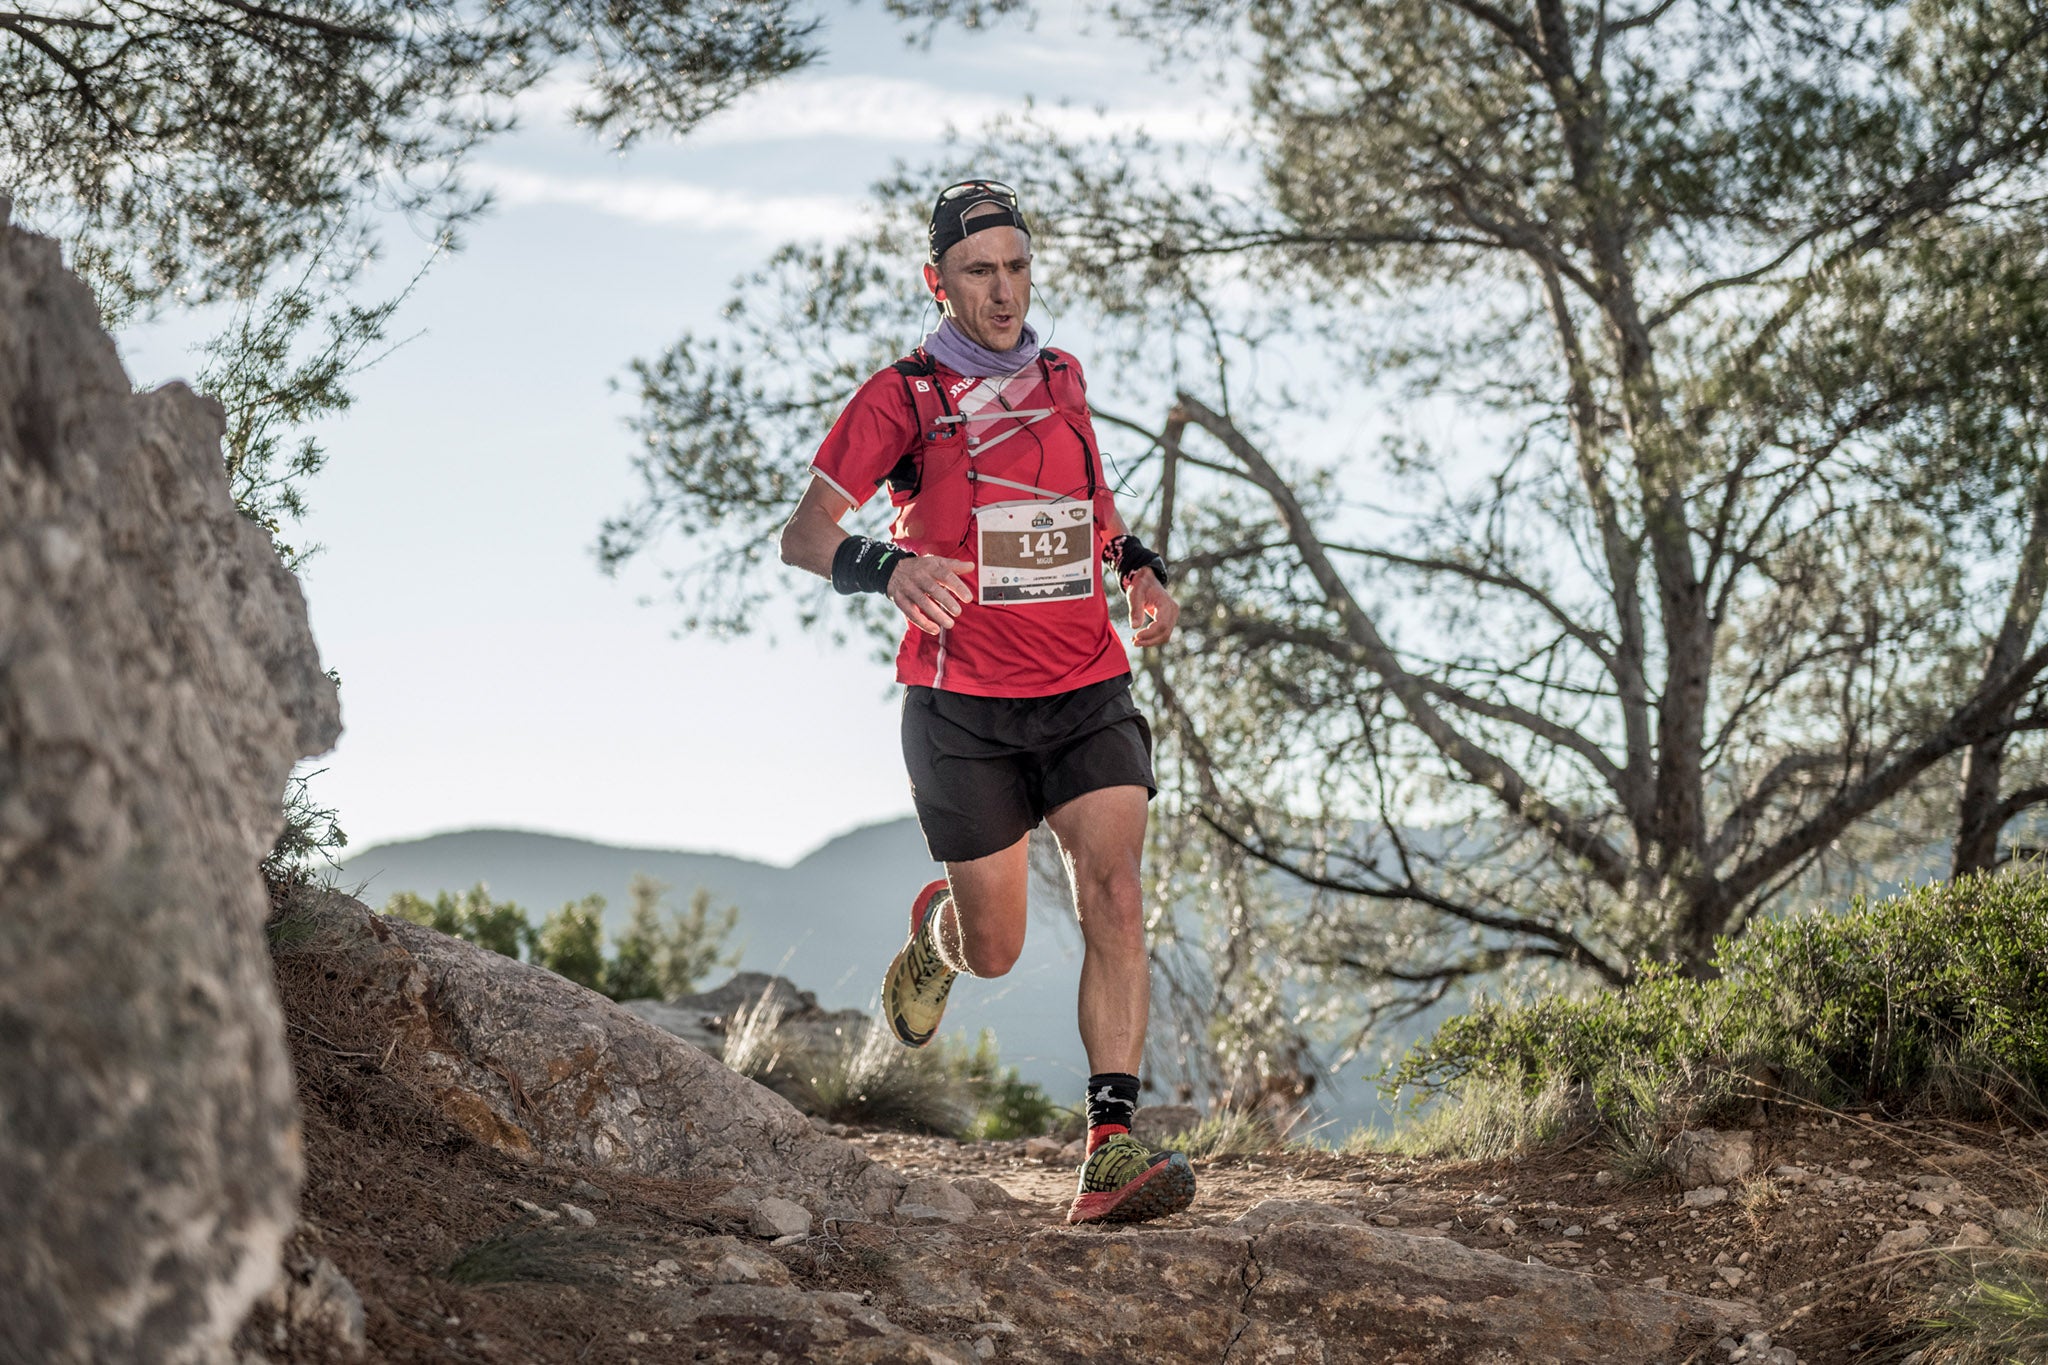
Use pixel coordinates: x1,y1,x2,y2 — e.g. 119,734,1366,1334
810,353,1131,698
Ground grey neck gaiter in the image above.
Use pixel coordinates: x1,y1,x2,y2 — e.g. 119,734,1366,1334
921,317,1041,378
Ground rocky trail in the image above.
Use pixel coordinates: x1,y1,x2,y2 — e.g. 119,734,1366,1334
236,891,2047,1365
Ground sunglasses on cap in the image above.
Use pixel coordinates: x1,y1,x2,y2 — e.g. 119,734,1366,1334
937,179,1019,205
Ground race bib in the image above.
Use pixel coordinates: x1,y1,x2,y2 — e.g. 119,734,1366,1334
975,500,1095,605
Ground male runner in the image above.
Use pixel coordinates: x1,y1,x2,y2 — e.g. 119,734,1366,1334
778,179,1194,1225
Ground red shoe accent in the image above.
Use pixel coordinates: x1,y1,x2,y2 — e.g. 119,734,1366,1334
1086,1124,1129,1155
909,878,950,936
1065,1154,1197,1225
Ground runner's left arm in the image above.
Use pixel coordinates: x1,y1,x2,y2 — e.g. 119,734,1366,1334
1098,501,1178,649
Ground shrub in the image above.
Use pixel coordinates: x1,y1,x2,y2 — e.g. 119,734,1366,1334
385,883,535,960
1387,868,2048,1142
957,1030,1059,1140
1380,1070,1585,1162
801,1020,973,1137
1917,1211,2048,1364
1166,1108,1280,1159
607,877,740,1002
532,895,607,992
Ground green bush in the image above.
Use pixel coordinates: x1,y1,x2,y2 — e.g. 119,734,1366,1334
386,883,535,960
1387,868,2048,1136
605,876,740,1002
382,875,740,1004
533,895,608,992
957,1031,1059,1140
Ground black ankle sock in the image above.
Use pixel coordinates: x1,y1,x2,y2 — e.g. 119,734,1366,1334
1085,1072,1140,1139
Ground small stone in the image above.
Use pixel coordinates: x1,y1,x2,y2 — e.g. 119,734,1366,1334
1952,1222,1994,1248
1847,1157,1874,1172
770,1232,807,1247
1370,1213,1400,1227
1770,1165,1810,1185
513,1198,559,1222
1562,1225,1584,1238
1682,1186,1730,1209
559,1203,597,1228
1023,1137,1064,1162
1060,1139,1086,1162
653,1259,680,1274
1994,1208,2034,1231
1713,1251,1734,1266
1716,1265,1745,1288
1869,1223,1932,1262
1498,1216,1519,1235
625,1332,648,1345
1664,1129,1756,1189
895,1202,970,1225
972,1337,998,1360
900,1177,977,1220
749,1197,812,1239
1642,1275,1670,1290
568,1178,608,1204
1434,1220,1453,1230
1593,1170,1616,1186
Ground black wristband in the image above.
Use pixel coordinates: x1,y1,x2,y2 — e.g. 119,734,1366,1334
832,535,915,595
1104,534,1168,590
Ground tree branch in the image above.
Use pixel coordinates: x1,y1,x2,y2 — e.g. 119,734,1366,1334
1175,389,1637,893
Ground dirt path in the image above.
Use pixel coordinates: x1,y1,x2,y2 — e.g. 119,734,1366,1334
854,1117,2048,1363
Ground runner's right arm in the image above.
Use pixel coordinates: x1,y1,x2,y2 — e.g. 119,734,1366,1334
779,476,975,636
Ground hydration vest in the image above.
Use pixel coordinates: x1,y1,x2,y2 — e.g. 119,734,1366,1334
882,346,1103,503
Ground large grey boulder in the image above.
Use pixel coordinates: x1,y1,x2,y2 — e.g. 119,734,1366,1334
274,892,909,1220
624,969,871,1062
0,203,342,1362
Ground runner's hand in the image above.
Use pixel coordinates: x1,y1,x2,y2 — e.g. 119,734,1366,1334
1126,568,1178,647
888,556,976,635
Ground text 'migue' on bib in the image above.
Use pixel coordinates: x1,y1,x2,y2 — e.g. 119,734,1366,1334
974,500,1095,605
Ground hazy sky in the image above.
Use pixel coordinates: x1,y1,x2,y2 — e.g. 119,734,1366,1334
118,4,1240,865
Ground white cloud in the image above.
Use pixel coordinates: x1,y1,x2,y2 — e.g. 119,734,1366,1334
475,163,868,236
512,71,1234,149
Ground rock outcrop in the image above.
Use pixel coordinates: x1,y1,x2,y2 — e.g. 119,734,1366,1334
623,970,871,1061
274,891,910,1220
0,203,342,1362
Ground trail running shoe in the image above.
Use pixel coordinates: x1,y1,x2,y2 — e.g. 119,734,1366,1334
1066,1133,1197,1225
881,878,958,1048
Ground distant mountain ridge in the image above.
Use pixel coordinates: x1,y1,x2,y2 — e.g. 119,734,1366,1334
339,820,1095,1097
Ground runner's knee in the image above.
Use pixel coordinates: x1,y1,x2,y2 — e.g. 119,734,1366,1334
1071,858,1145,950
947,884,1027,977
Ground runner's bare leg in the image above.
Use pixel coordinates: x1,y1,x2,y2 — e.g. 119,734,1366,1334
1046,785,1150,1076
937,834,1029,978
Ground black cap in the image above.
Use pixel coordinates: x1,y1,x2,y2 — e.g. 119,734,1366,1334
929,180,1029,264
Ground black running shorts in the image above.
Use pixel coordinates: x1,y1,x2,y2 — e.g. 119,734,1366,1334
901,675,1157,863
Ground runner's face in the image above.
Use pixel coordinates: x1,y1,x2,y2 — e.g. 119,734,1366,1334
930,227,1032,351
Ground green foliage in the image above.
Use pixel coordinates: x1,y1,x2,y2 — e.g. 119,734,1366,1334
1165,1108,1280,1160
385,884,536,961
442,1227,619,1287
261,763,348,898
1388,869,2048,1140
383,875,740,1003
1919,1211,2048,1365
799,1020,973,1137
1378,1072,1584,1163
725,1006,1051,1139
5,0,819,321
604,877,741,1001
533,895,608,992
958,1030,1059,1140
